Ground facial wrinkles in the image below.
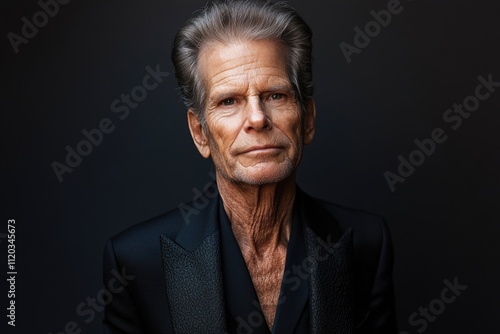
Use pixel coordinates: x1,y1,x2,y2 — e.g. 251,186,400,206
209,101,301,156
198,40,305,184
208,76,294,157
204,41,285,97
209,71,289,110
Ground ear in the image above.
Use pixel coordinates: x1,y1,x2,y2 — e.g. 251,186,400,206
187,109,211,158
304,99,316,145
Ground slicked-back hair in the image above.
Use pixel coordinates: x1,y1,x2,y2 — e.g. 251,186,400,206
171,0,313,123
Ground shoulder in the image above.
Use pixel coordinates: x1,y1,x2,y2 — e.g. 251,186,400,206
300,188,388,231
313,196,394,284
299,190,392,256
302,192,395,307
315,197,389,239
105,206,186,264
105,191,220,264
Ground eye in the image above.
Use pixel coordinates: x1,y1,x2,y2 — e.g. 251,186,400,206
220,98,235,106
269,93,285,100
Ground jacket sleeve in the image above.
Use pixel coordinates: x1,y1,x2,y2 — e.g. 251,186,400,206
102,238,144,334
356,220,398,333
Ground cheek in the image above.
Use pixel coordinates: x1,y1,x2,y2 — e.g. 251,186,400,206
277,113,303,145
207,119,241,153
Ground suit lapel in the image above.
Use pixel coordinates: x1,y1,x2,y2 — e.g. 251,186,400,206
298,189,355,334
160,193,227,333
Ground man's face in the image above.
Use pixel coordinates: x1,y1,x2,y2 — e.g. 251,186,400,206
188,39,315,185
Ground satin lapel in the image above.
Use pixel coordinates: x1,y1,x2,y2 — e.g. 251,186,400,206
160,193,227,333
297,189,355,334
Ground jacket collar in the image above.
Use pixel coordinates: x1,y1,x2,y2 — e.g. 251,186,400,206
296,189,355,333
160,186,354,333
160,191,226,333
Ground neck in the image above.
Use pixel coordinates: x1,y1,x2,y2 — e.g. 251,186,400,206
217,173,296,258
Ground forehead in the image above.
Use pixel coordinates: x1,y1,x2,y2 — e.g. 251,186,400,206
198,39,290,97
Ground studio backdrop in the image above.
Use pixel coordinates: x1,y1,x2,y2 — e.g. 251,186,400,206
2,0,499,333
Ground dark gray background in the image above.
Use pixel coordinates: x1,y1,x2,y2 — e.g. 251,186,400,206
2,0,499,333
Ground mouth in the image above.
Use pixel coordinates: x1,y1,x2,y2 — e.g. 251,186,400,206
239,145,283,155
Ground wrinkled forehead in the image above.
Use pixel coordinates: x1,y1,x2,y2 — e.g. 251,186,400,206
197,39,290,95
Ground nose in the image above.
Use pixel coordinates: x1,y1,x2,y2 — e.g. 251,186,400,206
244,97,272,132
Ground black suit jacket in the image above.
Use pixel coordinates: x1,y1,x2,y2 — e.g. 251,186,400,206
103,188,397,333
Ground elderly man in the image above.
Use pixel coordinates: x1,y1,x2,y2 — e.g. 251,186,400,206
103,1,397,333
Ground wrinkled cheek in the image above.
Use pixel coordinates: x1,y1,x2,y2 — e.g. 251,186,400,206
210,143,237,176
288,136,304,165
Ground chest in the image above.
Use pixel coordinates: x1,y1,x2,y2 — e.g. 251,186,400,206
247,256,285,295
243,247,287,325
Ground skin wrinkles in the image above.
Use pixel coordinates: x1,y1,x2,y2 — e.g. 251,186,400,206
200,46,302,181
187,39,316,329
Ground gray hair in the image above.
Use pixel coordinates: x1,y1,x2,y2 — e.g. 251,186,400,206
171,0,314,123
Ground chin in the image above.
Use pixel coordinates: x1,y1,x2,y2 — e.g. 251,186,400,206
233,161,295,185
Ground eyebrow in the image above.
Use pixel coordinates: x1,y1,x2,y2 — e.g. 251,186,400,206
209,84,293,103
263,84,294,93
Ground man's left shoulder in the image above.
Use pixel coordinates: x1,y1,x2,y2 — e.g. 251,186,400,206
318,198,387,233
301,191,391,247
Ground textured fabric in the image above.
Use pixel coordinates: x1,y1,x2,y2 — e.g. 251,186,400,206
306,227,354,334
161,232,226,333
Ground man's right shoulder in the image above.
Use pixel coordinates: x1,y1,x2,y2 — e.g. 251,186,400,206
108,205,187,252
